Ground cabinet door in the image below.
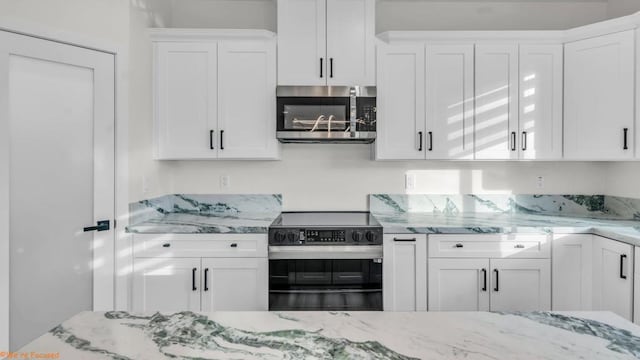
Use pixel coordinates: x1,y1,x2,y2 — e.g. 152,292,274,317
375,44,425,160
592,236,633,320
564,30,635,160
519,44,563,160
326,0,375,86
133,258,201,313
201,258,268,311
474,44,519,160
428,258,490,311
490,258,551,311
383,235,427,311
154,42,218,159
425,44,474,160
217,40,279,159
277,0,326,86
552,234,593,310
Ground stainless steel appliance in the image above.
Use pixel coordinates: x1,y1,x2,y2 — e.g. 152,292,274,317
276,86,376,143
268,212,383,311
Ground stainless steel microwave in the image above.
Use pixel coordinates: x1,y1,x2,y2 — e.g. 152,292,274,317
276,86,376,144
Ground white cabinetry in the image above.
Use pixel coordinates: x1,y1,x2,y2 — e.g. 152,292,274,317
152,30,279,160
564,30,635,160
425,44,475,160
376,44,425,160
383,234,427,311
552,234,593,311
634,247,640,324
474,44,519,160
277,0,375,86
592,235,634,320
428,234,551,312
518,44,563,160
132,234,269,313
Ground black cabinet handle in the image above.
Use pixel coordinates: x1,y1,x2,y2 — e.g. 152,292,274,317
511,132,517,151
393,238,416,242
522,131,527,151
481,268,487,292
220,130,224,150
418,132,423,151
620,254,627,279
320,58,323,78
428,131,433,151
455,243,464,248
162,243,171,248
623,128,629,150
204,268,209,292
209,130,215,150
84,220,110,232
192,268,197,291
230,243,238,248
329,58,334,78
494,269,499,291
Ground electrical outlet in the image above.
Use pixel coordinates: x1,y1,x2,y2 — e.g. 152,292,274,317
405,174,416,191
536,176,544,189
220,175,231,190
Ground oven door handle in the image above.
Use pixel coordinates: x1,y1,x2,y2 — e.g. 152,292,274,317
268,245,383,260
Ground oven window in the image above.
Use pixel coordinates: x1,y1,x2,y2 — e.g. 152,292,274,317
269,259,383,311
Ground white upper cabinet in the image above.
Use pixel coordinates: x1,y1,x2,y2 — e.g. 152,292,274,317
217,40,278,159
152,30,279,160
519,44,563,160
425,44,475,160
277,0,375,86
564,30,635,160
155,42,218,160
474,44,519,160
376,44,425,160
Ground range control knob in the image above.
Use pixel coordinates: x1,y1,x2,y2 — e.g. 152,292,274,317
352,231,363,242
273,231,286,243
365,231,376,242
287,232,299,243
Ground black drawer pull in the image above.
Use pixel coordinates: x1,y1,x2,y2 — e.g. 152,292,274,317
209,130,214,150
511,131,517,151
494,269,499,292
320,58,323,78
220,130,224,150
393,238,416,242
455,243,464,248
204,268,209,292
522,131,527,151
192,268,197,291
418,131,423,152
162,243,171,248
620,254,627,279
623,128,629,150
514,244,525,249
329,58,334,78
428,131,433,151
481,268,487,292
230,243,238,248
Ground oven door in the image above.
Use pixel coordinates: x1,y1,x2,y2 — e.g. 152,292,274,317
269,258,383,311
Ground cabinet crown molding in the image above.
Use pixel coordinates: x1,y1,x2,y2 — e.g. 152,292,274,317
149,28,276,42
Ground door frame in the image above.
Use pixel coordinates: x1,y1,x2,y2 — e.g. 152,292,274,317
0,20,130,351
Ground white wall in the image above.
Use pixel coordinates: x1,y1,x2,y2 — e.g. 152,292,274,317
168,0,277,30
604,162,640,198
377,1,608,32
607,0,640,18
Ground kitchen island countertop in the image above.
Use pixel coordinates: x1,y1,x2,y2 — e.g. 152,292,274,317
18,310,640,359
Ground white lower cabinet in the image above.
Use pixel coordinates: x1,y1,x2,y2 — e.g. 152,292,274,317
133,258,202,313
490,258,551,311
201,258,268,311
383,234,427,311
634,247,640,324
132,234,269,313
592,236,634,320
428,258,490,311
551,234,593,310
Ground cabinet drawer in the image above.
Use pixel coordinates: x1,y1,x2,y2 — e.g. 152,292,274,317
133,234,268,258
428,234,550,259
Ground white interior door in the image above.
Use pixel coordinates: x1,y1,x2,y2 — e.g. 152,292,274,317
0,30,115,350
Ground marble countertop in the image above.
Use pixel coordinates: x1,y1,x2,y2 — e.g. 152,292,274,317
18,310,640,359
374,212,640,246
126,212,279,234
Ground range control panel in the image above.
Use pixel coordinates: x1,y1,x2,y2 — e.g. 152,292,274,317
269,227,383,246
